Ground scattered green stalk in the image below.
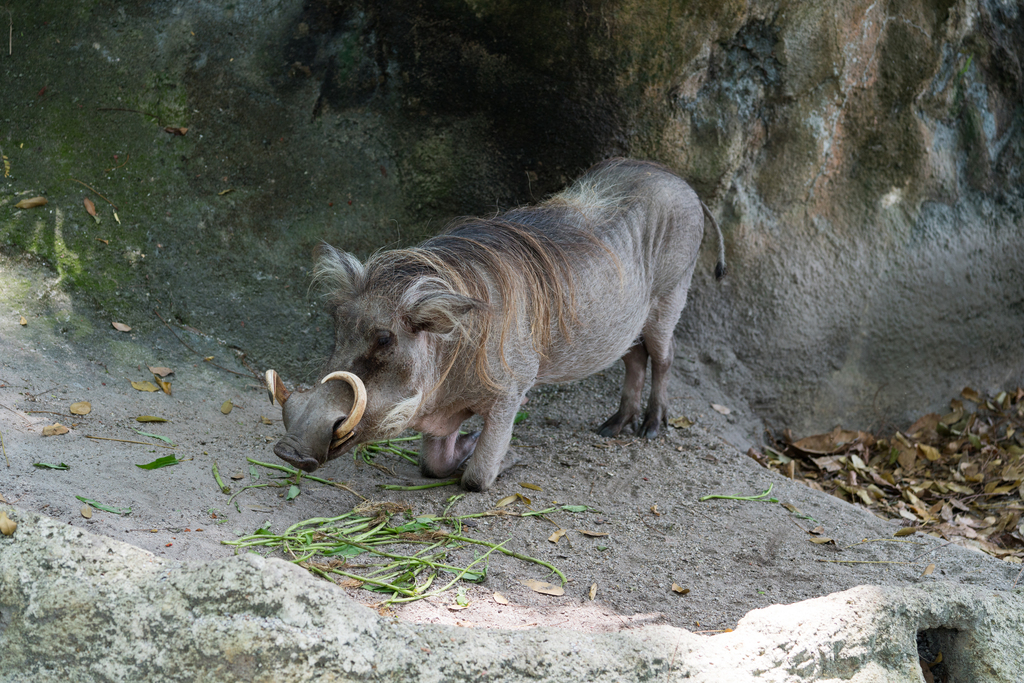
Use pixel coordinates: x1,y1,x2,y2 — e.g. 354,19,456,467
212,460,230,494
284,512,368,534
443,494,466,518
445,533,567,585
223,505,566,603
356,435,421,465
521,506,560,517
247,458,366,500
227,482,281,507
699,483,777,503
247,458,341,487
380,542,505,605
379,479,460,491
75,495,131,515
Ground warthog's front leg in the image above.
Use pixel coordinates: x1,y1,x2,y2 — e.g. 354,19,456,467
460,391,525,492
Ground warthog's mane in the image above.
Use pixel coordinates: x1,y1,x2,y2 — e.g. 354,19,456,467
315,172,629,390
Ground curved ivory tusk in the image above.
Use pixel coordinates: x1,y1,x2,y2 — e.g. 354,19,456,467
265,369,292,406
321,371,367,438
330,432,356,450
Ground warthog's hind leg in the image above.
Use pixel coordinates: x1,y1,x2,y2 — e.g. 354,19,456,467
597,342,648,437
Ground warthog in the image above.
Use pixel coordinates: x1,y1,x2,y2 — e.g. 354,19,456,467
267,158,725,491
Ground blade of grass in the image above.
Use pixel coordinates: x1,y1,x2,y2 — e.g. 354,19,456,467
247,458,366,500
379,479,460,491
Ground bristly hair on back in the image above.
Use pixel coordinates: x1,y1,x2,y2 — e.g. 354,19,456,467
313,188,623,391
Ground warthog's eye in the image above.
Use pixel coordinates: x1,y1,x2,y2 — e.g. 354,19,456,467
374,329,393,350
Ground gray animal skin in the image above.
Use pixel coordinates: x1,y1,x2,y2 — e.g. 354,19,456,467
269,158,726,492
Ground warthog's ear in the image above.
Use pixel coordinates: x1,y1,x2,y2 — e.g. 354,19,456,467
400,286,485,336
313,243,365,299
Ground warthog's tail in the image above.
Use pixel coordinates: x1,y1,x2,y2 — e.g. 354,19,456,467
700,201,727,280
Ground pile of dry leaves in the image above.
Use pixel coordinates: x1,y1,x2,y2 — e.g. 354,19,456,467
751,387,1024,563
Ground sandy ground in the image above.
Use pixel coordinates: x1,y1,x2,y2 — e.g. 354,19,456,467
1,252,1018,634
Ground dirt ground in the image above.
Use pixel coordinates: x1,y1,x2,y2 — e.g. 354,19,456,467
1,252,1018,634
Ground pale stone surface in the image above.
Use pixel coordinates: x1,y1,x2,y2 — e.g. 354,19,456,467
3,505,1022,682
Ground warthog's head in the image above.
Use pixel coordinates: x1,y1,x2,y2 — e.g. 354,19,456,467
265,244,492,473
265,369,367,472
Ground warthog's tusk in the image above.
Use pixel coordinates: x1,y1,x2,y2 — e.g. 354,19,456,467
265,369,292,406
321,371,367,438
329,433,356,450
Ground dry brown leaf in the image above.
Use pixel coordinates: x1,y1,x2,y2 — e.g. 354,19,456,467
42,423,69,436
589,583,597,600
69,401,92,415
897,446,917,472
939,403,965,426
921,563,935,577
336,578,362,588
1000,462,1024,482
519,482,543,491
650,504,660,516
81,505,93,519
785,460,796,479
493,592,509,605
548,529,567,544
230,473,244,480
0,511,16,536
112,322,132,332
495,494,518,508
711,403,731,415
960,387,981,403
522,579,564,596
578,529,609,537
83,197,97,217
811,456,843,472
220,400,233,414
907,413,941,435
15,196,47,209
793,427,871,455
809,525,825,535
154,377,172,395
495,492,530,508
19,316,27,326
148,366,173,377
131,381,159,392
894,527,920,537
809,537,835,545
260,416,273,425
164,126,188,135
765,386,1024,565
669,415,695,429
671,583,690,595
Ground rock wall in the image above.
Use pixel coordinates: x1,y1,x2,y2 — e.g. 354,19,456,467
2,0,1022,435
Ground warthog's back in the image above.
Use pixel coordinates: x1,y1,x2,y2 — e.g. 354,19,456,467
529,158,706,383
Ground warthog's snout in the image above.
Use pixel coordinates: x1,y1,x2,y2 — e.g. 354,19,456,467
273,436,326,473
266,369,366,472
